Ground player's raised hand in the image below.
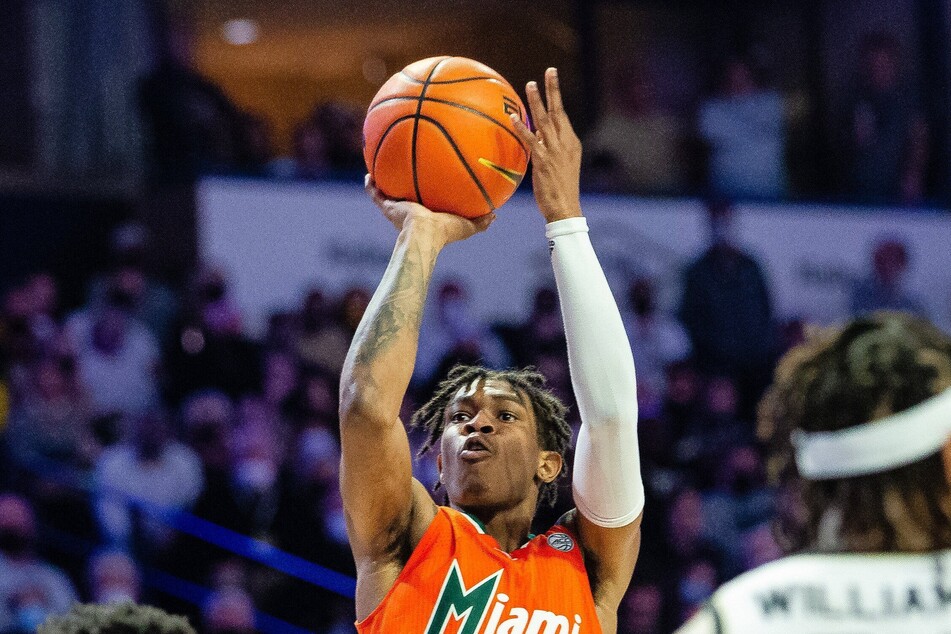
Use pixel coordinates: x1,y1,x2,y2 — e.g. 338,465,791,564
510,67,583,223
365,175,496,246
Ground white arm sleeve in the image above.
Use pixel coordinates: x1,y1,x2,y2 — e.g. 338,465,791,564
547,216,644,528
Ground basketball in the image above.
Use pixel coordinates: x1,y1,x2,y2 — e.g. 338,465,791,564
363,56,530,218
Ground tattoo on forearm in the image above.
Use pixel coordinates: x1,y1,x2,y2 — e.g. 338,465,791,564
353,241,435,367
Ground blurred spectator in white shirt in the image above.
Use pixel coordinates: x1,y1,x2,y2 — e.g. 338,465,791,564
585,64,686,194
699,58,787,199
67,286,160,418
94,408,203,549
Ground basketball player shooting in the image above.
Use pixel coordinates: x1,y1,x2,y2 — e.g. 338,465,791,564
677,311,951,634
339,68,643,633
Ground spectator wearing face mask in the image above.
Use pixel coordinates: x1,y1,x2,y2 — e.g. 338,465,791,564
86,549,141,605
13,273,60,353
191,421,286,541
0,494,78,632
93,408,204,551
166,420,289,593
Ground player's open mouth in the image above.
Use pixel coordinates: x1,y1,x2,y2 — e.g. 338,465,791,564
460,437,492,461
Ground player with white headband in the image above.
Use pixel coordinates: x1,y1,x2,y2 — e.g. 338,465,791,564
677,311,951,634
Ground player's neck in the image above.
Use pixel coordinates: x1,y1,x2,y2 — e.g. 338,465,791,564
454,499,537,553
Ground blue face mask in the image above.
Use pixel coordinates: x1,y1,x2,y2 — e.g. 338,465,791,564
16,604,49,632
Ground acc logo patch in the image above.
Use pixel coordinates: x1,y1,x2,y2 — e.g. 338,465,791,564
546,532,574,552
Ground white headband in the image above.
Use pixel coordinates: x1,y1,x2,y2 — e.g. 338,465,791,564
793,388,951,480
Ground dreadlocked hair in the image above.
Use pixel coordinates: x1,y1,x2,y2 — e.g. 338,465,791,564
411,364,572,508
758,311,951,554
39,602,196,634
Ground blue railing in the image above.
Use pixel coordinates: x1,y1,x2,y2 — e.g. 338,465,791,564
13,455,357,632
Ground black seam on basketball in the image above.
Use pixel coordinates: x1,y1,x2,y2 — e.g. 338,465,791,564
418,115,495,213
367,96,528,158
371,114,417,178
400,71,502,85
398,56,451,83
411,59,449,206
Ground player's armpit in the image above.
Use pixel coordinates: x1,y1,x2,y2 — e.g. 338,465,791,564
562,508,643,620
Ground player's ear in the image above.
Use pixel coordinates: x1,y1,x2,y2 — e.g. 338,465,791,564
437,453,444,483
537,450,563,484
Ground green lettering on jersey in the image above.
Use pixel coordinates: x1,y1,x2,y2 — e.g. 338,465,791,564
425,560,503,634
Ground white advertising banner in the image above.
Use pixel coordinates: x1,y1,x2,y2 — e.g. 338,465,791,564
197,177,951,338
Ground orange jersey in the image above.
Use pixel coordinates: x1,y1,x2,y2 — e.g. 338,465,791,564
357,506,602,634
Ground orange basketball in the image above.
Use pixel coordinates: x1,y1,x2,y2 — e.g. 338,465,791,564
363,56,530,218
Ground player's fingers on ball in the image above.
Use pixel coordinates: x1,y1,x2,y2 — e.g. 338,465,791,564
525,81,549,130
509,114,537,151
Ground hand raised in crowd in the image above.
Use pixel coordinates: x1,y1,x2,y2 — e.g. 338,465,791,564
510,67,583,223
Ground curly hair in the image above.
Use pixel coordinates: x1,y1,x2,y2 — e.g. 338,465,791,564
39,602,196,634
758,311,951,554
411,364,572,508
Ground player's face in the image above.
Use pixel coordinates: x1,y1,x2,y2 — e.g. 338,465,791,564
439,378,547,510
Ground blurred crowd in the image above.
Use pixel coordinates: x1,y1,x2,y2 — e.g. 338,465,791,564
138,20,365,186
583,32,933,205
134,22,939,209
0,187,933,633
0,9,941,632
